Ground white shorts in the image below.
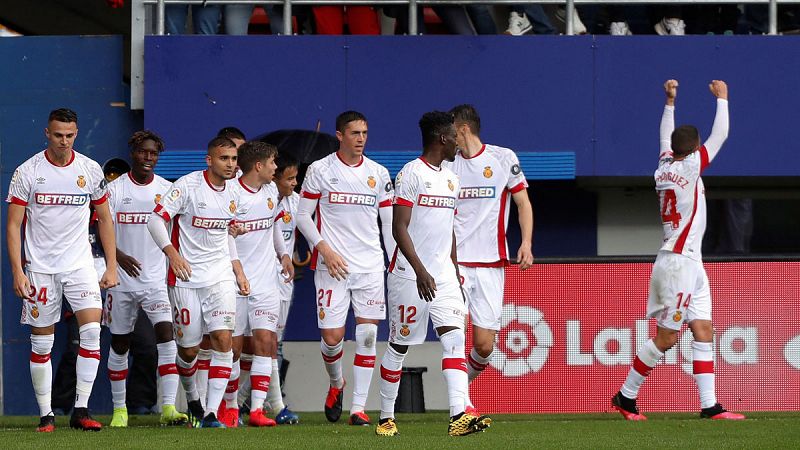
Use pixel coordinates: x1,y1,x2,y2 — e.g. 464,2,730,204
314,271,385,329
387,273,467,346
168,281,237,347
21,266,102,327
103,287,172,335
277,280,294,341
234,289,281,336
647,251,712,331
460,265,504,331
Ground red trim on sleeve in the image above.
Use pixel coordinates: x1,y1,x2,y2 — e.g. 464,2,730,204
509,182,527,194
301,190,322,199
153,204,171,222
378,199,392,208
387,247,399,272
90,192,108,205
393,197,414,208
699,145,710,172
8,196,28,206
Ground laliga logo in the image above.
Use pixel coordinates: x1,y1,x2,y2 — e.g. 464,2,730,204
490,304,552,376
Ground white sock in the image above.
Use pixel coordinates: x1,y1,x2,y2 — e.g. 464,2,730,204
176,354,199,402
379,345,405,420
351,323,377,414
108,349,129,409
30,334,54,417
467,348,490,383
250,355,272,411
196,348,212,409
206,350,233,418
224,359,240,409
620,339,664,399
237,353,253,407
692,341,717,409
157,341,179,407
267,358,284,413
320,339,344,389
439,330,468,417
75,323,101,409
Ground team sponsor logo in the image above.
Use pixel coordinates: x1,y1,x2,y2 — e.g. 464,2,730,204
417,194,456,209
144,303,170,313
77,175,86,188
35,193,89,206
385,181,393,193
191,216,231,229
319,308,325,320
116,212,150,224
459,186,496,200
229,200,237,214
511,164,522,175
282,212,292,224
483,166,493,178
400,325,410,337
366,299,385,306
31,306,39,319
198,202,207,209
254,310,278,322
328,192,377,206
673,311,682,322
122,197,133,205
238,217,275,232
267,197,274,210
447,179,455,191
424,181,432,188
490,304,552,376
367,176,377,189
167,189,181,202
329,177,339,185
154,194,162,205
36,177,46,185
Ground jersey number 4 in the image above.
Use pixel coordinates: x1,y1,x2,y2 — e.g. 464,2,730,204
660,189,682,230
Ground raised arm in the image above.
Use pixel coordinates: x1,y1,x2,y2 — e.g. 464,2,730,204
703,80,729,164
660,79,678,157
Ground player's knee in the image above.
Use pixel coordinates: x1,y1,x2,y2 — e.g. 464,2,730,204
153,321,174,343
439,329,465,357
30,334,55,356
179,346,200,362
474,340,494,359
355,323,378,348
110,334,132,355
79,322,101,349
654,330,679,352
321,332,344,347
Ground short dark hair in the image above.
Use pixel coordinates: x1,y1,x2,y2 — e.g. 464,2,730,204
671,125,700,157
128,130,165,152
275,152,299,177
207,136,236,154
336,111,367,132
449,104,481,135
419,111,454,147
48,108,78,125
238,141,278,173
217,126,246,141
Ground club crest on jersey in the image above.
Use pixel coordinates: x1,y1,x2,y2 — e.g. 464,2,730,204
282,213,292,224
673,311,682,322
31,306,39,319
483,166,493,178
154,194,162,205
400,325,410,337
176,327,183,338
319,308,325,320
367,176,376,189
448,179,454,191
229,200,237,213
76,175,86,188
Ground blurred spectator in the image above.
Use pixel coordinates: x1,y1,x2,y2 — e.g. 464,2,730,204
165,4,220,35
684,5,739,35
224,4,287,35
505,5,556,35
745,4,800,34
312,5,380,34
653,5,686,35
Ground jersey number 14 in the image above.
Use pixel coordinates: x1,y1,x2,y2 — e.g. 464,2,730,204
660,189,682,230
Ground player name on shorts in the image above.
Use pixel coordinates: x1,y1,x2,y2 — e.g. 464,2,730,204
35,193,89,206
417,194,456,209
458,186,497,199
191,216,231,229
116,212,150,224
655,171,690,189
238,217,275,232
328,192,377,206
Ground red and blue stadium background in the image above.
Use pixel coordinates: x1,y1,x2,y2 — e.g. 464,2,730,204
1,34,799,414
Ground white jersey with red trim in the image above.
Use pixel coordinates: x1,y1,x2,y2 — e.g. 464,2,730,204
300,152,393,273
6,150,108,274
277,191,299,258
389,158,460,283
153,170,237,288
108,172,172,291
231,178,280,295
444,144,527,265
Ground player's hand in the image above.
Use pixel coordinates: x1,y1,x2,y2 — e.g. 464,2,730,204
169,254,192,282
228,220,247,238
280,254,294,283
13,271,33,300
516,244,534,271
709,80,728,100
236,273,251,296
318,242,349,280
99,269,119,290
664,79,678,99
117,251,142,278
415,269,437,302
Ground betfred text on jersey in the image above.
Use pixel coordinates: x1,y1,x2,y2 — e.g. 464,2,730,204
191,216,230,229
459,186,497,199
417,194,456,209
238,217,275,232
35,193,89,206
116,212,150,224
328,192,377,206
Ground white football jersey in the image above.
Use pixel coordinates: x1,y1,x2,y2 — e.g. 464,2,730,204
108,172,172,291
389,157,460,283
300,152,393,273
153,170,237,288
6,150,108,274
444,144,527,265
231,178,280,295
277,191,300,259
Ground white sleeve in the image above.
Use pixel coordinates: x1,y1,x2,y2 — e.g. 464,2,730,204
228,234,239,261
147,213,171,250
154,178,188,221
660,105,675,158
273,217,288,258
296,196,323,248
6,166,32,204
379,204,395,258
702,98,729,164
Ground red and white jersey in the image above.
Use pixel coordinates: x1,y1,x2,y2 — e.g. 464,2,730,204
153,170,237,288
231,178,280,295
444,144,527,265
300,152,393,273
108,172,172,291
277,191,300,257
389,158,460,283
6,150,108,274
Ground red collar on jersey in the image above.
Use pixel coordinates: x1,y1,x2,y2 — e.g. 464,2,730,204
203,170,226,192
128,171,154,186
419,156,442,171
336,151,364,167
237,177,260,193
460,144,485,160
44,149,76,167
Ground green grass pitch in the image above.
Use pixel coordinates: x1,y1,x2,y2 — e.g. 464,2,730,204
3,412,800,449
